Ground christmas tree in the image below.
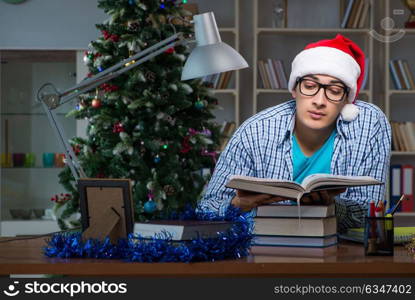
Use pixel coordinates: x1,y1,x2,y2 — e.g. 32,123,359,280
55,0,221,229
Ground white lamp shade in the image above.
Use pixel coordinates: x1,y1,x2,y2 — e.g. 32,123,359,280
181,12,248,80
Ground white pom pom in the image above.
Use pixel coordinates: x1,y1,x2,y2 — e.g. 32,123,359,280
341,103,359,121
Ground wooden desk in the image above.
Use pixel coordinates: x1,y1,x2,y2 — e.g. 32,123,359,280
0,238,413,277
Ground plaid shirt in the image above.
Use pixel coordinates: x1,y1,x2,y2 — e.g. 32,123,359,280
198,99,391,232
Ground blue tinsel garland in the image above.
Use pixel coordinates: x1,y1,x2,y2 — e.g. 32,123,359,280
43,207,253,262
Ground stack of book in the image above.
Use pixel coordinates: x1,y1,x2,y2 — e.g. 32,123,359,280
251,203,338,257
390,121,415,152
202,71,234,89
257,59,288,89
389,59,415,90
225,174,382,256
340,0,370,29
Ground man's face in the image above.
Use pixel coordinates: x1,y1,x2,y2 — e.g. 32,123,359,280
291,74,348,131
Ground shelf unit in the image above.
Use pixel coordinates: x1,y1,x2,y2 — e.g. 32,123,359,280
0,50,78,234
383,0,415,213
252,0,375,114
214,0,241,126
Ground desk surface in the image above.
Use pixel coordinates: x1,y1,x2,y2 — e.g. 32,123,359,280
0,238,414,277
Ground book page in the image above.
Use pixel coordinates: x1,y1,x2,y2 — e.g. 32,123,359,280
229,175,304,191
301,174,381,191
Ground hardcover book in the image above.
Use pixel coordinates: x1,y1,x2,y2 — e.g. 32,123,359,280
226,174,381,200
134,220,233,241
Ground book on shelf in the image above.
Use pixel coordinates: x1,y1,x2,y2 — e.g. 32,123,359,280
339,226,415,245
275,59,288,88
389,60,402,90
340,0,355,28
225,174,382,201
256,203,335,218
402,60,415,89
405,122,415,150
257,59,288,90
346,0,361,28
351,0,365,28
390,121,415,151
133,220,233,241
218,121,236,151
257,60,269,89
253,234,338,248
357,1,370,28
202,72,234,89
250,244,338,257
390,165,402,212
390,59,413,90
389,164,414,212
264,61,276,89
401,165,414,212
399,123,411,151
254,216,337,237
266,58,278,89
398,60,411,90
394,60,407,89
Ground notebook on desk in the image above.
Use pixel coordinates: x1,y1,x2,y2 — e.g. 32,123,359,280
339,227,415,245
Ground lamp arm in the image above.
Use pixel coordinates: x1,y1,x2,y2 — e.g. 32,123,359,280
37,32,188,180
59,33,185,103
41,101,86,181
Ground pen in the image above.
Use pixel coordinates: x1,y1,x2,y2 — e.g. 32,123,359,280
375,205,385,243
387,195,406,215
369,200,376,217
377,200,385,217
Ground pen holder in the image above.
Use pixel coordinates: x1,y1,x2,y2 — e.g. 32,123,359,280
364,216,394,256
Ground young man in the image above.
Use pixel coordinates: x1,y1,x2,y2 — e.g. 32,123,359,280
198,34,391,232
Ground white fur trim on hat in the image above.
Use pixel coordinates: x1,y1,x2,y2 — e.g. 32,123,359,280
288,46,361,104
341,103,359,121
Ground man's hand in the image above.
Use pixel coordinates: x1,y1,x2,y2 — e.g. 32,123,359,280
231,189,285,212
300,188,346,205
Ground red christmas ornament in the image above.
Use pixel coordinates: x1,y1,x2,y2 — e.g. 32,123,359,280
110,34,119,42
92,98,102,108
96,172,106,178
180,136,192,154
102,30,111,40
165,47,175,54
50,193,71,204
100,83,119,93
113,122,125,133
72,145,81,155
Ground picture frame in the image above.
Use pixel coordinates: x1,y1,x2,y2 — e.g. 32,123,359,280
78,178,134,242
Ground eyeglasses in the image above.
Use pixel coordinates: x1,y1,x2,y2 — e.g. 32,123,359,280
296,77,349,102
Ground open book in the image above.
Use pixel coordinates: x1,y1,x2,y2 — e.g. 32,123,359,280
225,174,382,200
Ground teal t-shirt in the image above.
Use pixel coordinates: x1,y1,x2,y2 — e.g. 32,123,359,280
292,129,336,184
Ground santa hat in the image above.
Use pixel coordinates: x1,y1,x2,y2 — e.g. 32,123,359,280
288,34,365,121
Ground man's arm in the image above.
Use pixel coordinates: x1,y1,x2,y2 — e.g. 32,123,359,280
336,112,391,232
198,128,255,216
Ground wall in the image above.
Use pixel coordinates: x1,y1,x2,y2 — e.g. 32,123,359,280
0,0,106,49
